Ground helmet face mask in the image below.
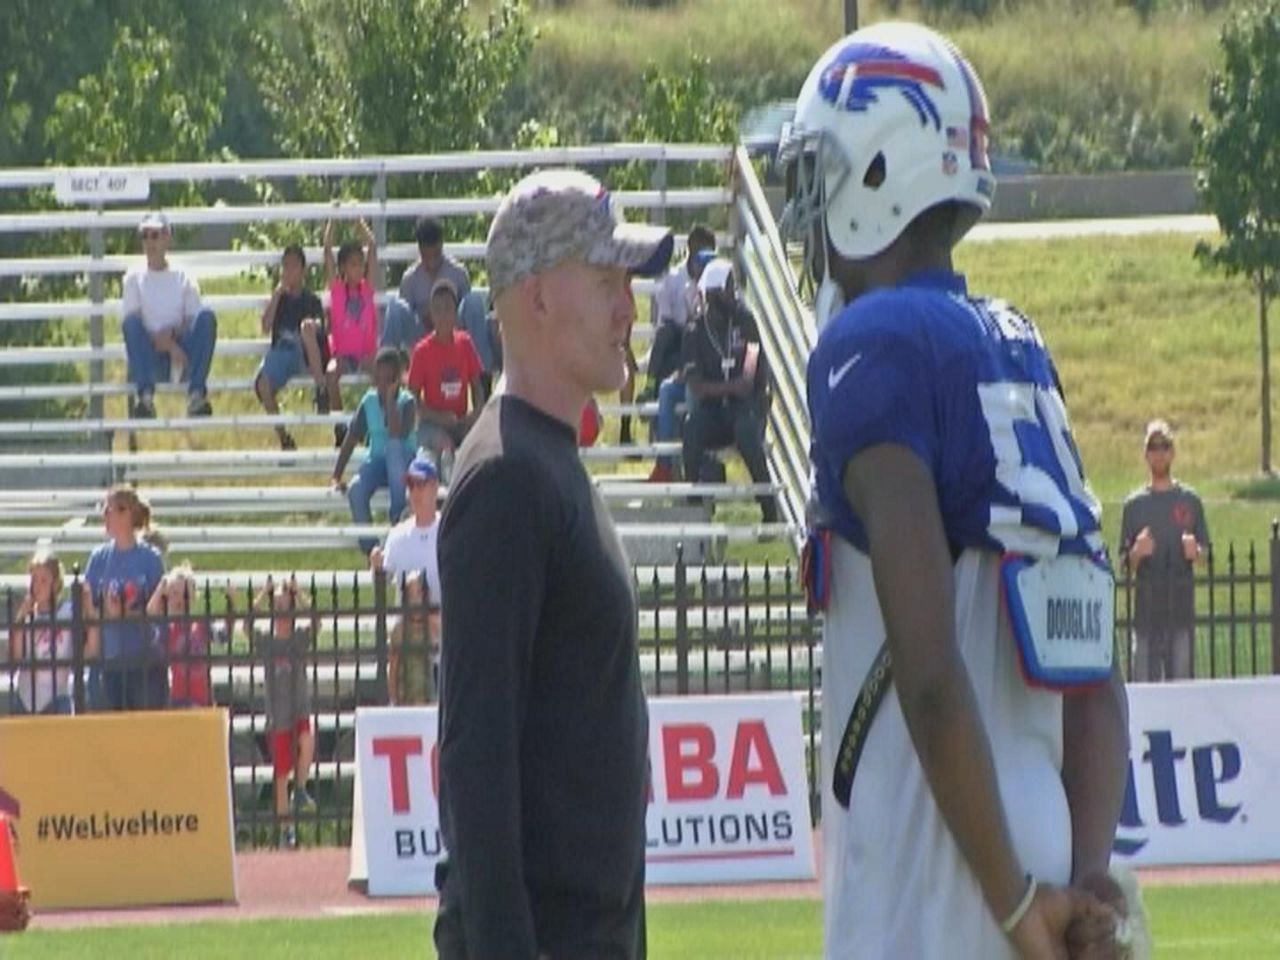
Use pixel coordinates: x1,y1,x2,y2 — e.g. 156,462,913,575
779,22,997,306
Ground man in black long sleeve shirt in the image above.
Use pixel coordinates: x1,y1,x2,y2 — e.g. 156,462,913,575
434,169,673,960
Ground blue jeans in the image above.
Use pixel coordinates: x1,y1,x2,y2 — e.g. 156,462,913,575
123,309,217,396
655,379,686,470
380,296,426,354
348,443,410,553
102,663,170,711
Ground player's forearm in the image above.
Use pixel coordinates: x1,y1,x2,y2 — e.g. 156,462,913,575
852,446,1027,922
879,583,1028,921
1063,664,1129,881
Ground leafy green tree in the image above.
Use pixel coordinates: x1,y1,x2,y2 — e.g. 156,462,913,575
251,0,533,158
1192,1,1280,473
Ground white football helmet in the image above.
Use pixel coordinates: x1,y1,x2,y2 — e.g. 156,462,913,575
779,23,996,317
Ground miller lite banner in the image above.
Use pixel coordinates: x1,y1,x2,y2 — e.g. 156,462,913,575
1113,677,1280,867
349,694,814,896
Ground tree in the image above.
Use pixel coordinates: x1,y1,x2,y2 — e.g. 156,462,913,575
1192,1,1280,474
250,0,533,159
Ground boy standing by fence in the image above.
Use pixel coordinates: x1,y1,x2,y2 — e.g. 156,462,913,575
252,578,317,849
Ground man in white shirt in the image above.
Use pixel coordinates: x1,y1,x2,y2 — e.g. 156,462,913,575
370,451,442,704
120,212,219,417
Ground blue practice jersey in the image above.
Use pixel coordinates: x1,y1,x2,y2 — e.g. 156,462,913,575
807,270,1103,560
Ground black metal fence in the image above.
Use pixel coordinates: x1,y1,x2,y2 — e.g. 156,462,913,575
3,537,1278,848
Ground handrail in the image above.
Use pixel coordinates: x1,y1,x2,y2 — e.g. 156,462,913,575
730,146,813,553
0,143,733,191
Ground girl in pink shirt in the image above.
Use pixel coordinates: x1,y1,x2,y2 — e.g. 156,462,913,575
323,217,380,442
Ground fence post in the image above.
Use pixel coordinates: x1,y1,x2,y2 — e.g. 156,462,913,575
71,565,86,714
88,206,105,421
1271,520,1280,675
674,542,689,695
373,568,389,703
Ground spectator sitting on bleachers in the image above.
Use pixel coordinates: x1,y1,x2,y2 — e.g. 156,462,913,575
7,550,85,715
649,226,716,394
255,244,329,451
121,211,218,418
647,247,717,483
680,259,778,523
333,347,418,555
369,451,442,705
84,486,168,711
406,278,486,480
324,217,380,446
251,577,317,848
382,216,472,354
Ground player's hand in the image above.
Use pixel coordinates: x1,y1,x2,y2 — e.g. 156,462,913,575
1065,871,1126,960
1009,883,1082,960
1130,527,1155,562
1181,531,1199,562
331,476,347,494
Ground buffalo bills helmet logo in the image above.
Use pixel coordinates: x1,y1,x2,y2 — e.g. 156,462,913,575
817,42,946,130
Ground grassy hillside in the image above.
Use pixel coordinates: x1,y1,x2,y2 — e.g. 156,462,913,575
515,0,1228,171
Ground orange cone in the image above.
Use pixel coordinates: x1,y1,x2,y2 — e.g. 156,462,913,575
0,814,19,892
0,813,30,932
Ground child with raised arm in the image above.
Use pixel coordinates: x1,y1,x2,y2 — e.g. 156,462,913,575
251,576,318,849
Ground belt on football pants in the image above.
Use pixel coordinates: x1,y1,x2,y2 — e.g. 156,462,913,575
831,640,892,809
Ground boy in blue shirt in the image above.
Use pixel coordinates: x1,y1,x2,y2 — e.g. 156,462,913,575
332,347,417,555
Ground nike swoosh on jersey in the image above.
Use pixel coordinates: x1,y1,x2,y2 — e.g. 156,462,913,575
827,353,863,390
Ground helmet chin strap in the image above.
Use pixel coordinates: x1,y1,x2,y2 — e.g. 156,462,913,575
814,276,845,331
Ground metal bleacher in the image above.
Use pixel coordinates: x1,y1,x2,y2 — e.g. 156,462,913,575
0,145,821,815
0,143,811,558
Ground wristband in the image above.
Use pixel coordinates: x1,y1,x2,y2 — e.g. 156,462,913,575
1000,874,1037,936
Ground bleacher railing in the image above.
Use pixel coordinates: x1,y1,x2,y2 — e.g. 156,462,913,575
0,143,733,420
730,146,815,551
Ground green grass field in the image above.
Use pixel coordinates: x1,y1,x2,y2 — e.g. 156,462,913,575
4,883,1279,958
523,0,1221,171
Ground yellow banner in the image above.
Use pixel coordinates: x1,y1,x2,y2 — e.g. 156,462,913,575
0,709,237,909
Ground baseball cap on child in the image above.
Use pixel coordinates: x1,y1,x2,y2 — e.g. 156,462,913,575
1144,419,1175,447
404,452,439,483
698,258,734,295
486,169,674,297
138,211,170,233
430,277,459,305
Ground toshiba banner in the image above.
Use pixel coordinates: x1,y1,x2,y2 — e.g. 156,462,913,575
1112,678,1280,867
350,694,814,896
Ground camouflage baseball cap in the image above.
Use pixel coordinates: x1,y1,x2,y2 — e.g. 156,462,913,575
486,169,674,297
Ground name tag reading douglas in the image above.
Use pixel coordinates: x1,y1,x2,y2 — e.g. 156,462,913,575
1003,554,1114,689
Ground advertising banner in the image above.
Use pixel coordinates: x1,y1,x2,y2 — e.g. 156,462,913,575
0,709,237,909
351,694,815,895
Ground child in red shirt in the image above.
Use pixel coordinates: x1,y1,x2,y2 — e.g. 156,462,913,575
407,278,486,479
146,562,228,708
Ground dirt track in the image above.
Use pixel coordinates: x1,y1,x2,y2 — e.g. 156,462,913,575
26,846,1280,931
